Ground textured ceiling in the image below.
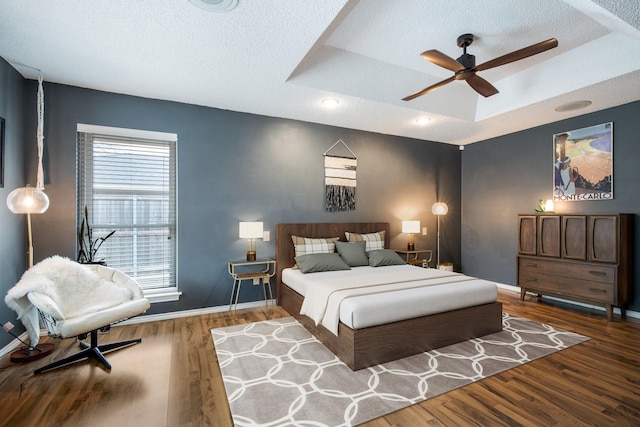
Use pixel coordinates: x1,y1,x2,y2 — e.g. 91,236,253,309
0,0,639,145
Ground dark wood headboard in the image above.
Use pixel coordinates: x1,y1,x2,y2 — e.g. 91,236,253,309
275,222,390,303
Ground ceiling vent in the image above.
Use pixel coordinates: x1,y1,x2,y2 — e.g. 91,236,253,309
189,0,238,13
554,100,592,112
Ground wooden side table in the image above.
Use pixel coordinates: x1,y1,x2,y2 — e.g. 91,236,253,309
227,258,276,311
394,249,433,267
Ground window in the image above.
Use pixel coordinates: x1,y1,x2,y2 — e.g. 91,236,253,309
77,124,179,300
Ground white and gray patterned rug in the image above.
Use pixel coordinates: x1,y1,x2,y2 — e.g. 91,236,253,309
212,313,588,427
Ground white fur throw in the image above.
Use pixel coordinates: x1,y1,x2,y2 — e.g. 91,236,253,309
5,256,133,347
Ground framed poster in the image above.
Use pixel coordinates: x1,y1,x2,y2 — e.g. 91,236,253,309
0,116,4,188
553,122,613,202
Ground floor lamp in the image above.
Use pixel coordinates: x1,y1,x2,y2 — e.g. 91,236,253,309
6,72,49,269
431,202,448,268
6,186,49,268
4,73,55,363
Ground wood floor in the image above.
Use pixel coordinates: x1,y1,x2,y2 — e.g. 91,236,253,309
0,289,638,426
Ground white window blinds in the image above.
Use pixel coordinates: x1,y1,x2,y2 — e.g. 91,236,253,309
77,125,177,290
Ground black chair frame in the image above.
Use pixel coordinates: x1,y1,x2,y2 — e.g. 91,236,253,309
35,313,142,375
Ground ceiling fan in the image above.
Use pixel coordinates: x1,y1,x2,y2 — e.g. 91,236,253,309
403,33,558,100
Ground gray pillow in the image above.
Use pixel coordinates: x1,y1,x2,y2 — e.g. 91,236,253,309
367,249,406,267
294,253,351,274
335,241,369,267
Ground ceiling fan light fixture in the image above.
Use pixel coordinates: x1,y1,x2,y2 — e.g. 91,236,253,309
188,0,239,13
555,100,592,112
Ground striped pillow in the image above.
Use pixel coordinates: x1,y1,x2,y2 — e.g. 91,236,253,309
291,235,339,257
345,231,385,251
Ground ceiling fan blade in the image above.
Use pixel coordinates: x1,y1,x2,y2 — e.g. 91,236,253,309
466,74,499,97
420,50,464,72
475,38,558,72
402,76,456,101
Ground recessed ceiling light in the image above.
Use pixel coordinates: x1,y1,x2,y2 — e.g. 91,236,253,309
188,0,239,13
321,98,340,108
555,100,592,112
415,117,431,125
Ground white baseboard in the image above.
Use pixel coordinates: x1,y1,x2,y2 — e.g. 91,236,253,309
495,282,640,320
496,283,520,292
3,292,637,359
0,299,274,360
120,299,275,325
0,331,32,360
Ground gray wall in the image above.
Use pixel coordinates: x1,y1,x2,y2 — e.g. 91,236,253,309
0,58,27,349
22,82,462,317
5,63,637,352
462,101,640,311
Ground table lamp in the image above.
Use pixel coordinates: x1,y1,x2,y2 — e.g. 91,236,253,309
239,221,263,261
402,220,420,250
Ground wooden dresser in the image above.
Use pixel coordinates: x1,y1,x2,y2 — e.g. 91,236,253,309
517,214,634,320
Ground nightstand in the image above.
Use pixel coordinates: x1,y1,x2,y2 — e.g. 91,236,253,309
227,258,276,311
394,249,433,267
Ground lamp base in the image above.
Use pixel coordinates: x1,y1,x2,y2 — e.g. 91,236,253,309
407,243,415,251
10,343,55,364
437,262,454,272
246,251,256,261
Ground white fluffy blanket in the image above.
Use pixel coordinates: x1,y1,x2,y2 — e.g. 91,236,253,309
5,256,133,347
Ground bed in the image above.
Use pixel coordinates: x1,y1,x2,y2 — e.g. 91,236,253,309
275,222,503,370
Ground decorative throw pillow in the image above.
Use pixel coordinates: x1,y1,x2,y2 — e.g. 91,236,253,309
367,249,406,267
291,235,339,257
345,230,385,251
335,240,369,267
294,253,351,274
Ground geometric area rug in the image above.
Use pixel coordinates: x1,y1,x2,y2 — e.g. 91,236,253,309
212,314,588,427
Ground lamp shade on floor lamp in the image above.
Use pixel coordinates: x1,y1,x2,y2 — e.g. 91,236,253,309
7,185,50,268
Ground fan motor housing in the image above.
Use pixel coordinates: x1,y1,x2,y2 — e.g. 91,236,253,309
456,53,476,70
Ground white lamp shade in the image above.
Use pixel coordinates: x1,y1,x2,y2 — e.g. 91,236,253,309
6,186,50,214
544,199,555,212
402,220,420,234
431,202,448,216
239,221,263,239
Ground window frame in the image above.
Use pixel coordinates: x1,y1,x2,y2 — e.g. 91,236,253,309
76,124,180,303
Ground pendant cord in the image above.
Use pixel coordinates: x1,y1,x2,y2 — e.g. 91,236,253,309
36,73,45,191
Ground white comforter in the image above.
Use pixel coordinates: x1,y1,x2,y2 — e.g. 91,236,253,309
299,266,477,335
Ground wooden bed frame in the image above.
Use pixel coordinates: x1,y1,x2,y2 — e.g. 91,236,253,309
275,222,503,370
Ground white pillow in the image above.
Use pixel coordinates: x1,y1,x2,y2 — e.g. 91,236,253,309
345,231,385,251
291,235,339,257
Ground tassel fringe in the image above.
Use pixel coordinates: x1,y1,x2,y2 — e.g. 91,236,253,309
325,185,356,212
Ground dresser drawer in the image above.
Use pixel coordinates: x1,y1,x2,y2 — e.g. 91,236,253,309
518,257,615,284
519,270,615,303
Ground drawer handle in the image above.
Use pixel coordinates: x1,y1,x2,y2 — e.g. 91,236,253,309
524,263,538,268
589,271,607,276
525,277,538,282
589,288,607,294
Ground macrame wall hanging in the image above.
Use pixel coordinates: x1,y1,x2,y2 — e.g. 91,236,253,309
323,139,357,212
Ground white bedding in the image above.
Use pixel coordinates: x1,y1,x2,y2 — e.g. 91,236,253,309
282,265,498,335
